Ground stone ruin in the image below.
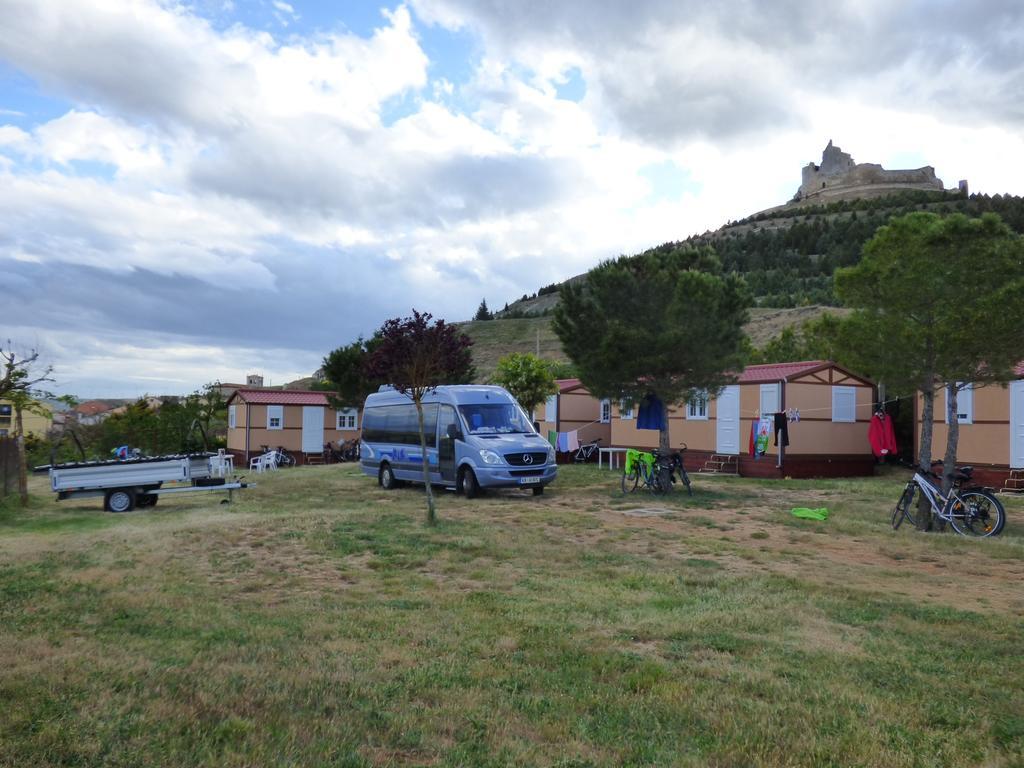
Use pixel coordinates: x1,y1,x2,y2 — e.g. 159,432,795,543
792,140,949,203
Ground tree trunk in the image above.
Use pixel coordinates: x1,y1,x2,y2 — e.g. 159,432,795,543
414,399,437,526
915,386,936,531
15,403,28,507
657,398,672,493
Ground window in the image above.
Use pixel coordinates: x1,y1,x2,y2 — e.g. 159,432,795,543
0,404,11,416
945,383,974,425
545,395,558,424
361,404,438,447
267,405,283,430
0,428,7,437
686,391,708,420
600,399,611,424
619,399,634,420
832,386,856,423
759,383,780,416
337,408,359,430
228,405,236,429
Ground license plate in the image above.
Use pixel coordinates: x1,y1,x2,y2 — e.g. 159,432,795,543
518,476,541,485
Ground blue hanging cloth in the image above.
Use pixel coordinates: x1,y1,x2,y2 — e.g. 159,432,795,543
636,394,664,431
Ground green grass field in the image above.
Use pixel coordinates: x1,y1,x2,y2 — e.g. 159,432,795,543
2,466,1022,767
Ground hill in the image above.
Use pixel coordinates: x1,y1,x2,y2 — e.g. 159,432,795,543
461,305,846,381
498,191,1024,316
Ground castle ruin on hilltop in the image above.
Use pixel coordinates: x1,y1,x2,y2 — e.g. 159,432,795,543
792,140,960,203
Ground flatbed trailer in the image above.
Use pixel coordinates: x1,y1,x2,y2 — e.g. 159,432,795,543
36,453,252,512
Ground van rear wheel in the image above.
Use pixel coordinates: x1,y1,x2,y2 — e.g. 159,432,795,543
459,467,480,499
379,463,400,490
532,486,544,496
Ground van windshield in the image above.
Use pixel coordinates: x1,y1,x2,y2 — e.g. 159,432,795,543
458,403,533,435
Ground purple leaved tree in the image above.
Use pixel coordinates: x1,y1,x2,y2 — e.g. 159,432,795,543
365,311,475,525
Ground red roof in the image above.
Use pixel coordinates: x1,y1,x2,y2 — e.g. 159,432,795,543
230,389,332,406
557,378,583,394
738,361,829,384
75,400,113,415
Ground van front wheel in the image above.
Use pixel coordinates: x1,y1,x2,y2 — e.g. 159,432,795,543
459,467,480,499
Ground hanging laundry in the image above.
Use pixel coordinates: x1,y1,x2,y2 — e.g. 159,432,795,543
753,417,773,458
556,432,570,452
547,430,558,449
868,411,898,459
773,412,790,447
636,394,665,430
567,431,580,452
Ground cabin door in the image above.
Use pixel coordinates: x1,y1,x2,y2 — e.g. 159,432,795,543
1011,381,1024,469
302,406,324,454
716,385,740,455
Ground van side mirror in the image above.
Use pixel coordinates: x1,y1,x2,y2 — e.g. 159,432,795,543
446,423,461,440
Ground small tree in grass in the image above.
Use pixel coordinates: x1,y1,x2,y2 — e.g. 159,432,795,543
1,342,55,506
491,352,557,420
366,310,475,524
835,212,1024,529
553,244,750,490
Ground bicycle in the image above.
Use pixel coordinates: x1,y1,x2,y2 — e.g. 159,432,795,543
621,445,692,496
574,437,602,463
892,466,1005,536
260,444,296,468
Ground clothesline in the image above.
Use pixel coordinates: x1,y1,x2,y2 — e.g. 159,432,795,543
740,396,904,418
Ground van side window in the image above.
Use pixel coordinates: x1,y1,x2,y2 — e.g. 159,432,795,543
364,403,438,447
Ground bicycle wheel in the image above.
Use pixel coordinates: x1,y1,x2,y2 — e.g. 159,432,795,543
892,483,917,530
950,490,1005,537
621,467,639,494
678,466,692,496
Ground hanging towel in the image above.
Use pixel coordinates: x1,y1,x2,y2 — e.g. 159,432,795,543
754,417,772,457
567,430,580,452
868,412,899,458
773,412,789,447
557,432,570,452
547,430,558,448
636,394,665,430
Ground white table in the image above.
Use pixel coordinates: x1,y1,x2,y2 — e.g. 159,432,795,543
598,447,627,470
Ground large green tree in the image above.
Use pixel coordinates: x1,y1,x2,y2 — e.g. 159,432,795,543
1,342,55,505
491,352,557,420
318,337,386,408
365,310,475,525
835,212,1024,527
553,244,751,486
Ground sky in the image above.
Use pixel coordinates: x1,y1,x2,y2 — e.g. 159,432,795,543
2,0,1023,398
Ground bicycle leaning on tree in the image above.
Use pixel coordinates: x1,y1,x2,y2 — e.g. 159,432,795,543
892,464,1005,536
621,444,692,496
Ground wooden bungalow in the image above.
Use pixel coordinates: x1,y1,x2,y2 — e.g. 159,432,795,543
535,378,612,456
610,361,877,478
917,363,1024,491
226,389,360,465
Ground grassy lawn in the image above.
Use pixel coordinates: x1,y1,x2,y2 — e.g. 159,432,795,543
2,465,1022,767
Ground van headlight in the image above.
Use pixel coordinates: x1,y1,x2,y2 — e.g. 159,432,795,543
547,445,556,463
478,449,503,465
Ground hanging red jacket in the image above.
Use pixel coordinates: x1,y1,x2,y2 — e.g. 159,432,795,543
868,412,898,458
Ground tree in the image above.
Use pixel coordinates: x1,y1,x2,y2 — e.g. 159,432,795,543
473,299,493,321
365,310,475,524
318,337,386,408
835,212,1024,528
491,353,557,419
1,342,55,506
553,245,751,488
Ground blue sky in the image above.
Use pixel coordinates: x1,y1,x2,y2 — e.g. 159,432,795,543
1,0,1023,396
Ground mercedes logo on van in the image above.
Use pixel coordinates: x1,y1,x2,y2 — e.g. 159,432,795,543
522,453,533,464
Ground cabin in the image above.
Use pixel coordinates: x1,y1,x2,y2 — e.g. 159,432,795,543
535,378,612,455
916,364,1024,491
611,361,877,478
226,389,360,465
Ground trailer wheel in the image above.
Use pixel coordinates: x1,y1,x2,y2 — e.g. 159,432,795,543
105,489,136,513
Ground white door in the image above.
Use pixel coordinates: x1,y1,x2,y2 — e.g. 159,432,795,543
1011,381,1024,469
716,385,740,455
302,406,324,454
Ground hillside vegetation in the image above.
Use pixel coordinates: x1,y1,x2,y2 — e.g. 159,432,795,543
461,306,847,381
499,191,1024,315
